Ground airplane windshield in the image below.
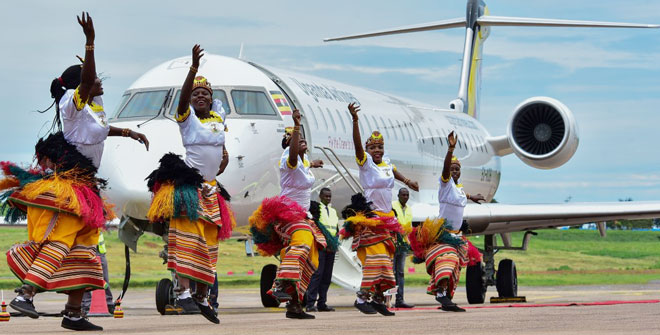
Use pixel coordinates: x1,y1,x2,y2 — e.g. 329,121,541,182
231,90,277,116
117,90,169,118
169,89,232,115
111,93,131,119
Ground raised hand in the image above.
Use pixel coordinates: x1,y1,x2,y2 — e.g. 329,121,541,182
311,159,324,168
77,12,95,44
448,131,457,148
348,102,360,120
292,109,301,126
192,44,204,68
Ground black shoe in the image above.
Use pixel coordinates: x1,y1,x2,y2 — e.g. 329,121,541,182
353,300,377,314
394,302,415,308
195,302,220,324
317,305,335,312
436,296,466,312
107,303,115,314
305,306,318,312
270,289,292,302
176,297,201,314
61,316,103,331
286,310,316,319
370,302,395,316
10,297,39,319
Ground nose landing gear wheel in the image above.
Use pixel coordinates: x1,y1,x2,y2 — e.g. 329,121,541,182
496,259,518,297
260,264,280,307
155,278,175,315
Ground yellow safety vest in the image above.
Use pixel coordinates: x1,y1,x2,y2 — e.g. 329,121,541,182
392,200,413,235
98,232,106,254
319,203,339,237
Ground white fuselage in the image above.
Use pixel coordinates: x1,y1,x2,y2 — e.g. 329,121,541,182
99,54,501,226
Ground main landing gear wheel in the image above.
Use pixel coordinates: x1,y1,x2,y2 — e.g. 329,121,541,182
156,278,175,315
496,259,518,297
260,264,280,307
465,263,487,304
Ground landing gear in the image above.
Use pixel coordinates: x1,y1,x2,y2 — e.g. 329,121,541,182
496,259,518,297
260,264,280,307
466,233,531,303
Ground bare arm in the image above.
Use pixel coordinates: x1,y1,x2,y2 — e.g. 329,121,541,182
177,44,204,115
108,126,150,150
217,146,229,175
442,131,457,182
287,110,302,168
348,102,365,163
77,12,96,104
393,170,419,192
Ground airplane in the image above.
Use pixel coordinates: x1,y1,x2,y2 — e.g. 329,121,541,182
98,0,660,310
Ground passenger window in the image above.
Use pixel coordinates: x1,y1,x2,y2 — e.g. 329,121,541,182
111,93,131,118
427,128,435,144
315,105,329,130
119,90,168,118
231,90,276,115
169,89,232,115
334,109,347,133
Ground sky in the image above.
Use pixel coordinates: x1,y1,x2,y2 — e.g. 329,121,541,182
0,0,659,204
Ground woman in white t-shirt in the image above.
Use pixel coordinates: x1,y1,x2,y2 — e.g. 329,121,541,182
339,102,418,316
2,13,148,331
409,131,484,313
146,45,236,324
249,109,327,319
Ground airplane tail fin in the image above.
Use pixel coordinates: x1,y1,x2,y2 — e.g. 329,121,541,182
324,0,659,119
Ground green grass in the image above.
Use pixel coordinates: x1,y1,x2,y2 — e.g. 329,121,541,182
0,227,659,289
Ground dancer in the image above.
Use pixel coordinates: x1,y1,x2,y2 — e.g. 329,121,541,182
340,102,419,316
1,12,148,331
249,109,329,319
409,131,484,312
146,44,235,324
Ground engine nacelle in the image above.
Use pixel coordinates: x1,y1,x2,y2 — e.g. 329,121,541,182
506,97,579,169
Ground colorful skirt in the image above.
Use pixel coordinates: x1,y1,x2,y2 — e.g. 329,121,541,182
1,158,113,292
425,241,468,298
339,201,403,293
146,153,236,285
249,195,327,301
7,207,104,292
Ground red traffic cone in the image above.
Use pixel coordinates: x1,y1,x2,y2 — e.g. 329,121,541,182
87,289,111,316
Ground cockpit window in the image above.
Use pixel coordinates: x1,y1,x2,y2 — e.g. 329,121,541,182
169,89,231,115
111,93,131,119
231,90,277,115
117,90,168,118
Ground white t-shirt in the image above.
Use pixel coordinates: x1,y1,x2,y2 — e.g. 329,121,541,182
176,100,226,181
279,147,315,208
438,176,467,231
60,88,110,168
357,153,396,213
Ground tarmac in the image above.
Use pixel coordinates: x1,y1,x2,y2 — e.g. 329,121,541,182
1,283,659,334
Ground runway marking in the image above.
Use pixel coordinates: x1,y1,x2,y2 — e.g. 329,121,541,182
393,299,660,311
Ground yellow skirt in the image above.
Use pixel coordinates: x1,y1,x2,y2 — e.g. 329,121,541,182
167,217,219,286
357,242,396,293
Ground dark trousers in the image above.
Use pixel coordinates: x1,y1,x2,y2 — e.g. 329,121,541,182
306,249,336,308
393,250,407,304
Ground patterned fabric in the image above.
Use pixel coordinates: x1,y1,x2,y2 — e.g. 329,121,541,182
6,207,104,292
356,242,396,293
167,217,219,286
425,239,469,298
267,228,320,302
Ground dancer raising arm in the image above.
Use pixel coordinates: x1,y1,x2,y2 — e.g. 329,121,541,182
146,44,235,324
340,102,418,316
1,12,148,331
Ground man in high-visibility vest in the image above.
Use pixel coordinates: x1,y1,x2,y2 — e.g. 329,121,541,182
82,231,114,315
392,188,415,308
305,188,339,312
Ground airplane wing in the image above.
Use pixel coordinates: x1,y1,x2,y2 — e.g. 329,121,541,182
410,201,660,235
